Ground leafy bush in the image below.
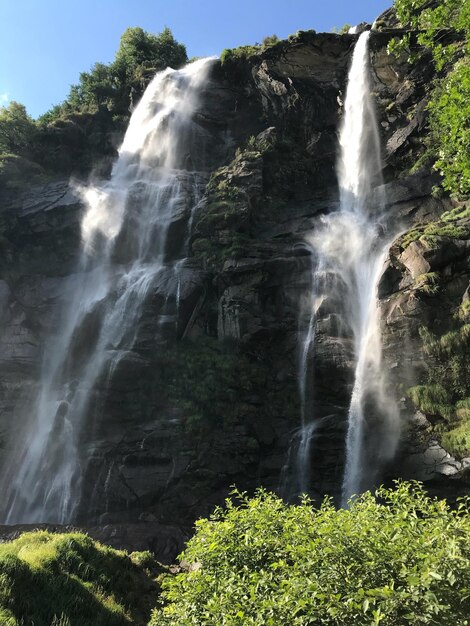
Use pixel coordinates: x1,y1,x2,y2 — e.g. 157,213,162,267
150,483,470,625
262,34,279,47
0,531,159,625
220,45,261,65
428,60,470,195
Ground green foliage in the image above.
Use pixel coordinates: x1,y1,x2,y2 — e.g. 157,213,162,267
441,398,470,456
0,27,187,183
150,483,470,625
262,34,280,47
0,102,37,154
414,272,440,295
40,27,187,124
112,27,187,94
0,531,160,625
428,60,470,195
220,34,282,65
407,384,454,419
220,45,261,65
389,0,470,196
393,0,470,65
408,319,470,456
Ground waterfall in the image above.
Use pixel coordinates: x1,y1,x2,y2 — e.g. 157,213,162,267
0,57,215,524
293,31,400,503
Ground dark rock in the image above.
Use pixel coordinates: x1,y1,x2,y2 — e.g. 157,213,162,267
0,27,465,532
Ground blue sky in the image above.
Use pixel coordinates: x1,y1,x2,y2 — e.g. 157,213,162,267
0,0,391,118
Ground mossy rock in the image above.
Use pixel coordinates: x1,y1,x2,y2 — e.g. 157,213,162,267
400,203,470,249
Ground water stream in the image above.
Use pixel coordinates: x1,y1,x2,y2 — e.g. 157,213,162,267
292,31,400,503
0,57,215,524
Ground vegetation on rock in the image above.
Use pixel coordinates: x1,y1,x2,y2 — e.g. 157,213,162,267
220,33,281,65
40,27,187,123
150,483,470,625
391,0,470,195
408,299,470,457
0,531,161,625
400,203,470,248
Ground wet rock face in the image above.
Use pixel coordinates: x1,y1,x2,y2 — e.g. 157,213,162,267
0,28,466,541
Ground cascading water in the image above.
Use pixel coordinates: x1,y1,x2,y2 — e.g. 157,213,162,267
0,57,215,524
291,31,400,503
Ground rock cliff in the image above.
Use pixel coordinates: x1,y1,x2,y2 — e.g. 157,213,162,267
0,15,468,558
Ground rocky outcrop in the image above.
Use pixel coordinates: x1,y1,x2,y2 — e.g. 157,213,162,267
379,200,470,494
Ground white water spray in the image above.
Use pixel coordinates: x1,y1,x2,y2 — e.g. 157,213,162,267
0,58,215,524
296,32,400,503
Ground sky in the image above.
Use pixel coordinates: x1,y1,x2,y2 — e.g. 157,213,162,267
0,0,391,118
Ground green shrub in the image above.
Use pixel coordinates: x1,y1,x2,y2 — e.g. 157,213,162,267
262,34,279,47
220,44,261,65
150,483,470,625
428,60,470,195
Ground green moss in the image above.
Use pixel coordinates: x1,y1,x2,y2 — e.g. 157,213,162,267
441,204,470,222
400,203,470,249
191,149,257,270
456,299,470,322
0,531,160,626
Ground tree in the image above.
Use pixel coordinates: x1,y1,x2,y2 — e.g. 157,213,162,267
0,101,36,154
112,26,187,88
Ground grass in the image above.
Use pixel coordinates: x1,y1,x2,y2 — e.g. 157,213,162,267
414,271,440,295
0,531,161,626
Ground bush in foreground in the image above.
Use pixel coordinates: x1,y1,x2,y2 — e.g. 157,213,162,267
150,483,470,625
0,531,159,625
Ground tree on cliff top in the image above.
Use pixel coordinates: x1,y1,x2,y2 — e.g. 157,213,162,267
38,26,188,123
113,26,187,87
0,101,36,154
